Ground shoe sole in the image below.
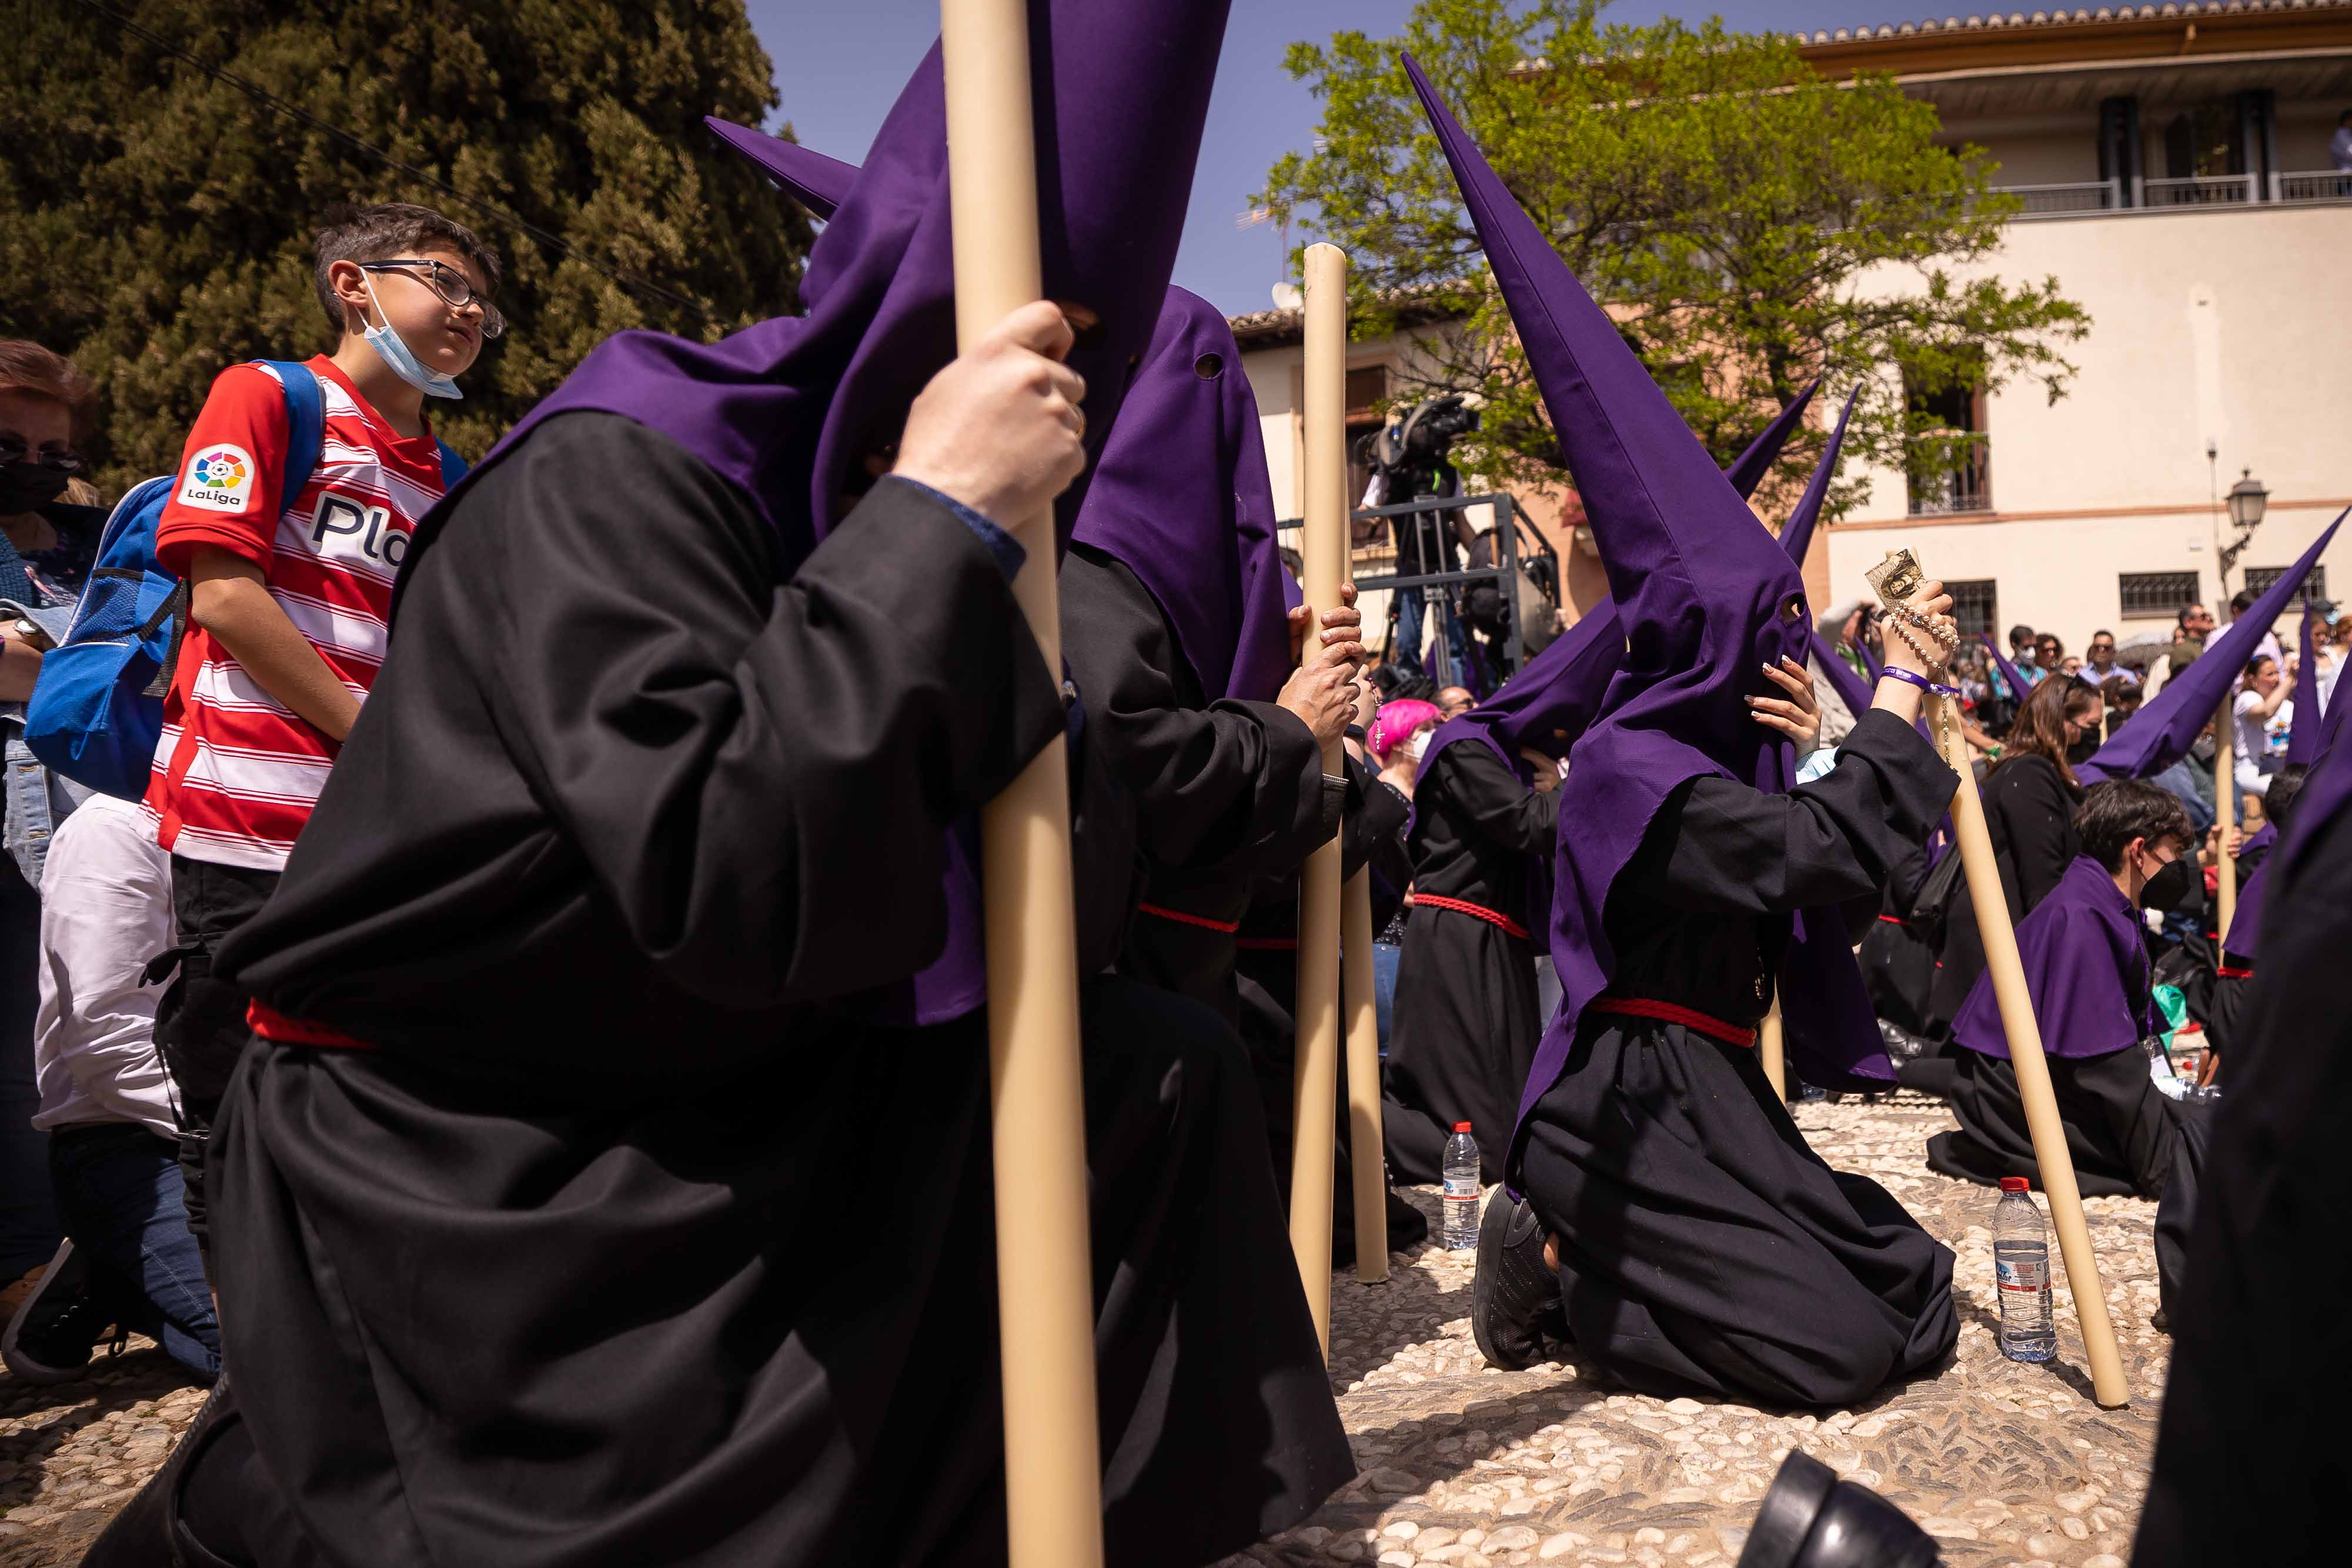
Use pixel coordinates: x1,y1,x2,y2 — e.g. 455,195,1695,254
1470,1191,1541,1370
2,1239,95,1386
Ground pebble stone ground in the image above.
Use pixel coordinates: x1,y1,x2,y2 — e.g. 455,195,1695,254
0,1094,2166,1567
1222,1092,2170,1568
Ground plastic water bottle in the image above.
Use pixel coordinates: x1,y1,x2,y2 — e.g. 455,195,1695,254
1993,1176,2057,1362
1442,1122,1481,1250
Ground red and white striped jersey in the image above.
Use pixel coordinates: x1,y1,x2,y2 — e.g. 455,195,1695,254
143,357,450,871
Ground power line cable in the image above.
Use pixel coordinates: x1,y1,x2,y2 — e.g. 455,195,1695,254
68,0,719,325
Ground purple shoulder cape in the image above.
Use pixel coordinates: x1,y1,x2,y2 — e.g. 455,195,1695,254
1950,855,2151,1061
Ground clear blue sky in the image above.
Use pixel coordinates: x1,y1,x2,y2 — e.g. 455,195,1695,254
744,2,1912,315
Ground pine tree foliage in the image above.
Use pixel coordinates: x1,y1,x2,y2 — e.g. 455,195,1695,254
4,0,813,490
1258,0,2093,519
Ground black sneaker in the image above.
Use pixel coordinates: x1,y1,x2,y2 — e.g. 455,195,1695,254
1470,1193,1569,1370
2,1241,125,1385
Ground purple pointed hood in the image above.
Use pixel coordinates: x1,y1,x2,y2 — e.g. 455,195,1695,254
1070,289,1290,701
2286,603,2326,768
704,118,859,218
1980,634,2031,706
395,0,1232,1027
1415,383,1843,794
2079,510,2345,783
1403,57,1888,1125
1726,378,1820,510
703,132,1287,705
1770,386,1855,570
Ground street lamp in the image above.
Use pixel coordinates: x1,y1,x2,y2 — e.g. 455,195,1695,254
2217,466,2268,593
2226,468,2269,533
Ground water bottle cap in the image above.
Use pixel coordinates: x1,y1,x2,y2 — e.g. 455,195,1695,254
1453,1122,1473,1132
1999,1176,2030,1194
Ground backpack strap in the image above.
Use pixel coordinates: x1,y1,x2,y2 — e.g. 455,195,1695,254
258,360,326,520
435,439,468,491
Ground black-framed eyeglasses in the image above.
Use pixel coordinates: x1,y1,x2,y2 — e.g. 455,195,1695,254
359,259,506,339
0,433,82,472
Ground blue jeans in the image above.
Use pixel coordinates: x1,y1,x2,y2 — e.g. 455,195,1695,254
49,1122,220,1380
1394,586,1476,687
0,860,59,1280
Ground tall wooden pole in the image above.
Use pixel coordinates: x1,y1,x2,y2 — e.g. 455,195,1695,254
1929,690,2130,1408
941,4,1104,1563
1758,998,1786,1102
2213,693,2238,942
1341,868,1389,1283
1290,242,1349,1353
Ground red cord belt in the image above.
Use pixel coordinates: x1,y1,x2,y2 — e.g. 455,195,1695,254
1414,894,1531,941
2217,964,2254,979
1589,995,1758,1050
1136,901,1240,934
246,998,373,1050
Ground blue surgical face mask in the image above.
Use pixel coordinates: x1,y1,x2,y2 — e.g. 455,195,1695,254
361,276,463,402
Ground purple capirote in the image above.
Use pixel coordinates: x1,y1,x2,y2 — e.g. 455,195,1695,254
391,0,1234,1027
702,129,1290,705
1401,55,1895,1142
2077,509,2344,784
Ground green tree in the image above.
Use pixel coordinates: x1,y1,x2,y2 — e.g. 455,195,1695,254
1258,0,2091,518
3,0,814,490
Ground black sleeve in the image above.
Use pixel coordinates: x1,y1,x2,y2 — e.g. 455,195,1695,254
1058,543,1331,874
1341,744,1410,883
466,415,1065,1007
1642,709,1957,917
1438,742,1559,856
2000,758,2082,914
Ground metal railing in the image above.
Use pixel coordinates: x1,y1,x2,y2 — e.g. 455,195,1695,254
1991,170,2352,218
1907,440,1991,519
2142,173,2261,209
1275,492,1556,685
2003,179,2123,218
2278,169,2352,203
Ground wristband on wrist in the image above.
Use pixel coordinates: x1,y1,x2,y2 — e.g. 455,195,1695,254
1877,666,1958,698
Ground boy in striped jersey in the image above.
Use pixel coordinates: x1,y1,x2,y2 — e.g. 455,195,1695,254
143,202,502,1269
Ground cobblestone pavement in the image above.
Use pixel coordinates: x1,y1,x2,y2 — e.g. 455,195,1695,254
2,1094,2165,1567
1224,1092,2169,1568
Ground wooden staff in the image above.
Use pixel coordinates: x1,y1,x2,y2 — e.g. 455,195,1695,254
1927,687,2130,1408
1290,242,1349,1353
941,2,1104,1562
2213,692,2237,942
1758,998,1786,1102
1341,866,1389,1283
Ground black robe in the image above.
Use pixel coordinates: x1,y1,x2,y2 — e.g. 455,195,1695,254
1058,541,1335,1024
1927,754,2080,1035
1925,1044,2199,1200
205,414,1352,1568
1231,748,1428,1265
2134,773,2352,1566
1383,741,1558,1185
1516,711,1960,1408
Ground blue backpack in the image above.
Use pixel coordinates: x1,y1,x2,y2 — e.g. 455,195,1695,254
25,362,464,800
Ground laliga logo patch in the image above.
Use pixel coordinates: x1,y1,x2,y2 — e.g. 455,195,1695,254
178,444,255,513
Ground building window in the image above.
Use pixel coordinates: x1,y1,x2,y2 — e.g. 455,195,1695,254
2242,564,2327,606
1903,373,1990,517
1947,579,1997,637
2119,571,2201,618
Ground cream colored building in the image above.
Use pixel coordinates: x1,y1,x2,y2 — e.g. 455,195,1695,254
1236,1,2352,659
1809,1,2352,654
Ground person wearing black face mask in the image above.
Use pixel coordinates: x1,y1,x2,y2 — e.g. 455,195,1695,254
1925,778,2208,1201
